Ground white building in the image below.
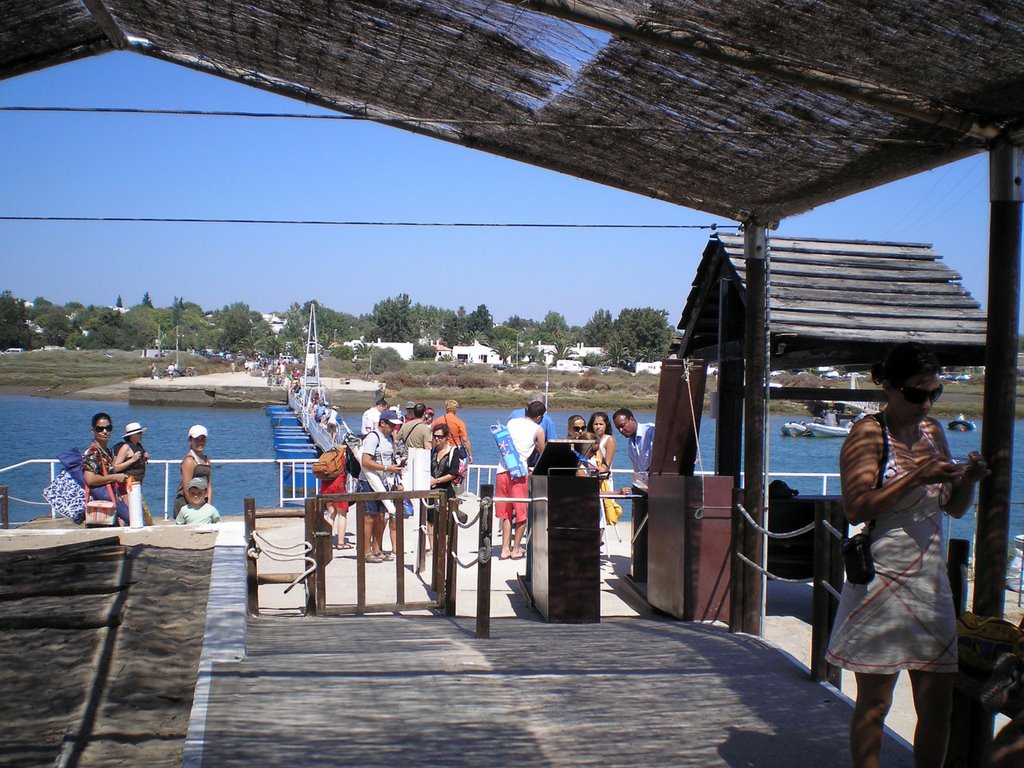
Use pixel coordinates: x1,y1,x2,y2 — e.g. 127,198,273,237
344,338,414,361
451,340,500,365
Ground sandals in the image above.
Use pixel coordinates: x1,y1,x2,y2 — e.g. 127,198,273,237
380,551,395,561
365,552,384,563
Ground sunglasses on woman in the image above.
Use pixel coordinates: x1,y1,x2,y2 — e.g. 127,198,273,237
899,384,943,405
94,425,113,432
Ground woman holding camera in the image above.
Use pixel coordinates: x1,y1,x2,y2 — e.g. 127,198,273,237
826,343,989,768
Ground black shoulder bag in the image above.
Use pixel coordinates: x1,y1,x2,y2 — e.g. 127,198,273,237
841,413,888,585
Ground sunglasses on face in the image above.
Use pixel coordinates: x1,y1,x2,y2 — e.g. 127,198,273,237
899,384,943,405
94,425,113,432
570,425,585,432
432,434,446,440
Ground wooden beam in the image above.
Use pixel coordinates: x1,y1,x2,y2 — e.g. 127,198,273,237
80,0,128,49
974,141,1022,619
740,224,768,636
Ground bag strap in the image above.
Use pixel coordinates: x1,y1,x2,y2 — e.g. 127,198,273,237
866,412,890,533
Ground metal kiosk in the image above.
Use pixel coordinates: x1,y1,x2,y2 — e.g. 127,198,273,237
528,440,601,623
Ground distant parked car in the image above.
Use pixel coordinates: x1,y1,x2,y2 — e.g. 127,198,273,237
493,364,511,371
4,347,24,354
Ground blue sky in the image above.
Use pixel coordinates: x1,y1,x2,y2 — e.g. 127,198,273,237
0,51,1012,330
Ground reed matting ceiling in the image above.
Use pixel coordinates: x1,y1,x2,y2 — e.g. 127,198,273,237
2,1,1023,222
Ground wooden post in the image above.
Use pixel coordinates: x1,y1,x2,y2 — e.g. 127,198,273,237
741,223,769,636
729,487,746,633
303,498,320,615
477,483,494,639
1,486,8,530
975,140,1022,620
716,277,744,482
356,501,366,611
948,538,970,617
395,494,406,606
444,497,459,617
244,497,258,617
811,500,843,686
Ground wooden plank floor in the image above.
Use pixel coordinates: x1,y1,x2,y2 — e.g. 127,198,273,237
195,614,914,767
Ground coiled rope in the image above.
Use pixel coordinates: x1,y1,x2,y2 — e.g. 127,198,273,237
247,530,315,594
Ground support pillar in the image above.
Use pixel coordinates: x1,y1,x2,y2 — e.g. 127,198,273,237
974,140,1022,619
739,224,769,636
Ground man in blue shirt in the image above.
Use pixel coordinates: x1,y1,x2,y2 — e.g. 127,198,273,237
508,392,557,443
612,408,654,491
613,407,654,583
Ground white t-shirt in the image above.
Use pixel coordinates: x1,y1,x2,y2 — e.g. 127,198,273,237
360,429,396,487
361,406,380,436
497,416,541,474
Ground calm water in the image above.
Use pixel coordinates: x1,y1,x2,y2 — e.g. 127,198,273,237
1,396,1020,540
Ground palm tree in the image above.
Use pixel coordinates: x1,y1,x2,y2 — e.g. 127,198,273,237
603,339,633,369
490,337,517,364
552,333,576,362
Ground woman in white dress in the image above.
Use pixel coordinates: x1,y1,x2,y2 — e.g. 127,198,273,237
826,343,989,768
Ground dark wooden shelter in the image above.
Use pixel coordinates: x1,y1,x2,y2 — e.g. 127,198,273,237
678,233,988,369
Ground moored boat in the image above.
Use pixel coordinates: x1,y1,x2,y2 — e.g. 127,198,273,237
947,413,977,432
780,421,810,437
804,421,852,438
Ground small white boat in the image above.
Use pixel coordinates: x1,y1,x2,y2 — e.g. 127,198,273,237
805,421,852,438
781,421,810,437
947,414,976,432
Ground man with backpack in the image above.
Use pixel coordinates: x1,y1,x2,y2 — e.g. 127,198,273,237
358,410,405,562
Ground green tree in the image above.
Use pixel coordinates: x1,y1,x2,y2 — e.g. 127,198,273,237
611,307,672,362
83,307,126,348
257,334,285,358
140,292,154,308
0,291,32,349
583,308,614,346
371,294,414,342
490,336,517,364
217,302,270,353
539,310,568,338
465,304,493,342
115,295,123,309
38,305,71,347
602,338,633,369
551,333,576,361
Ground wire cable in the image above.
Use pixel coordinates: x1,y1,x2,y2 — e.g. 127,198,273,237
0,215,730,229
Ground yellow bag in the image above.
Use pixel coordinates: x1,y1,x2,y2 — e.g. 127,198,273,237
601,477,623,524
957,611,1024,672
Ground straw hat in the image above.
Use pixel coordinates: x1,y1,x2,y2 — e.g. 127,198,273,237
124,422,147,437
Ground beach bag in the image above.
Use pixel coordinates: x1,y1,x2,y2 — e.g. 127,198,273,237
601,477,623,524
312,447,345,480
957,611,1024,672
42,470,86,524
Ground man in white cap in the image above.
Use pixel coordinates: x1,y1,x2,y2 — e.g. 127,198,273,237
358,410,405,562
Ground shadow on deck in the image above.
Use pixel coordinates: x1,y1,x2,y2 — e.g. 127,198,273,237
193,613,913,767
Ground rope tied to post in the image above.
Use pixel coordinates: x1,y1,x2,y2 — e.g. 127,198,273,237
247,530,316,593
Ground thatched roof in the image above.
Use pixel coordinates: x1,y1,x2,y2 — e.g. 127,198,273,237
674,233,988,368
2,1,1023,223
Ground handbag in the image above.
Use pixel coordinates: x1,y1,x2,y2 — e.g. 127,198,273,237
841,524,875,584
42,469,87,524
